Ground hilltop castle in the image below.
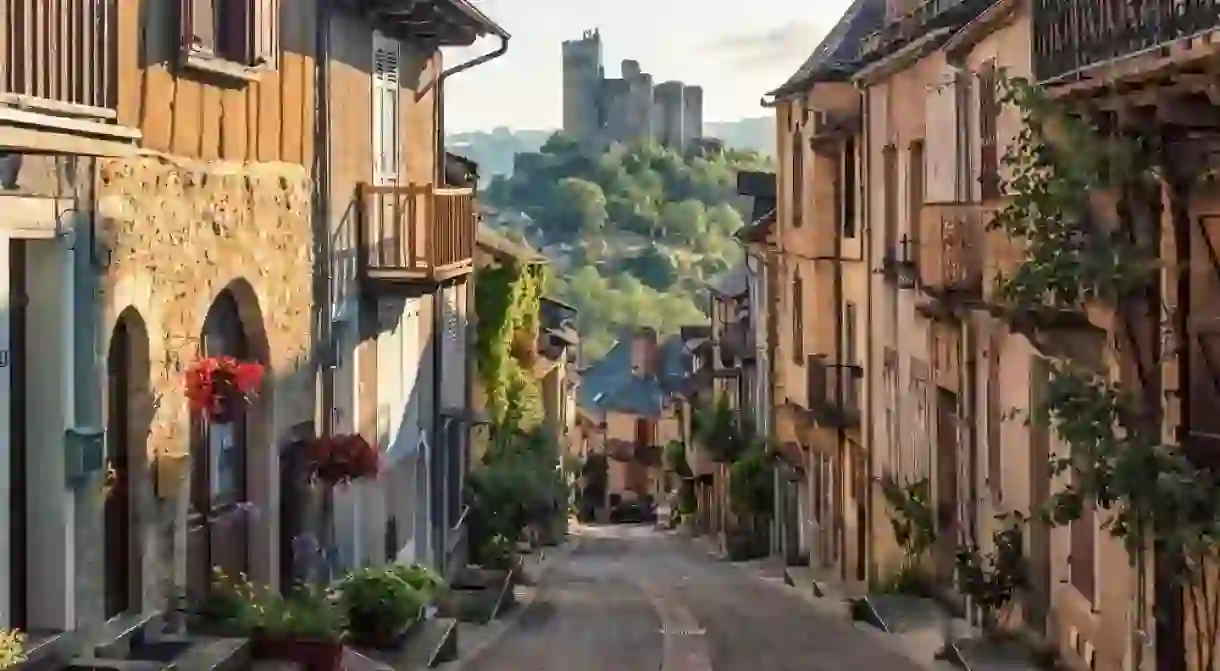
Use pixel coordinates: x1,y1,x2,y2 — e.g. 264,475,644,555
561,29,703,149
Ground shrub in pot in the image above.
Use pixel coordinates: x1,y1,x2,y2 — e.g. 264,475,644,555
390,564,447,604
252,584,347,671
337,567,426,649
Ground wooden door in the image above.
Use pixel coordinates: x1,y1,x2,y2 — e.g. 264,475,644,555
934,389,959,585
187,291,251,602
104,317,134,619
8,240,27,630
1027,357,1052,634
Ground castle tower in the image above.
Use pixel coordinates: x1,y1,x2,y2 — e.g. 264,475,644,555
681,85,703,146
561,29,604,143
653,80,685,149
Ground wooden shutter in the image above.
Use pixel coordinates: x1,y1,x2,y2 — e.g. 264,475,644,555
908,140,925,253
924,76,958,203
978,60,1000,200
792,274,803,364
181,0,217,53
372,31,401,185
883,145,898,256
250,0,279,67
791,132,803,227
986,331,1002,501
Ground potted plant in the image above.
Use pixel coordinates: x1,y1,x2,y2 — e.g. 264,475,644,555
390,564,447,604
337,567,426,649
185,356,264,424
306,434,380,487
252,584,346,671
0,629,26,670
192,567,263,636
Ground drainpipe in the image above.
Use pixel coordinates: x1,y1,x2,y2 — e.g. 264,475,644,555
858,83,876,586
421,27,508,570
315,0,333,442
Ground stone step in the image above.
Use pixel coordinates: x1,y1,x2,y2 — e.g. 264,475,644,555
66,658,167,671
93,613,162,659
358,618,459,670
163,637,251,671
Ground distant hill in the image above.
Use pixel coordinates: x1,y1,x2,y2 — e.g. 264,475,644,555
704,117,775,157
447,117,775,184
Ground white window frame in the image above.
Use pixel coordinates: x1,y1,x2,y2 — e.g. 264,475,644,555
372,30,400,185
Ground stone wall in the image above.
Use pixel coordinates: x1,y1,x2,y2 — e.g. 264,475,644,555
92,152,316,611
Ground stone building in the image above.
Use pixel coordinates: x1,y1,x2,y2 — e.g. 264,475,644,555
561,31,703,148
0,0,503,663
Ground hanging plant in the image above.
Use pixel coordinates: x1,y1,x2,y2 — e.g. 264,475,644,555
306,434,380,487
185,356,265,424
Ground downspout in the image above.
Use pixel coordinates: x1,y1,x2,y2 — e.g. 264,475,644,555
423,29,509,571
858,82,875,585
829,139,847,577
314,0,337,581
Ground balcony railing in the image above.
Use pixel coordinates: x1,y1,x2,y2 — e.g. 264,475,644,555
1,0,117,114
918,203,984,298
807,355,862,429
1033,0,1220,81
357,183,476,286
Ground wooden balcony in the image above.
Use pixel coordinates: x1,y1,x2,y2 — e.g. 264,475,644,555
918,203,985,304
1,0,117,115
807,355,862,430
1033,0,1220,82
357,183,476,288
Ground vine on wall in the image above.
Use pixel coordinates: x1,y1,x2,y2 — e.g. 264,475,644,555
475,261,547,432
990,74,1220,667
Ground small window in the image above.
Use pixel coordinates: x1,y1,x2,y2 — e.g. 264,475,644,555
843,137,857,239
883,144,898,257
844,301,857,365
909,139,925,260
180,0,279,68
979,59,1000,199
792,274,804,365
791,132,804,228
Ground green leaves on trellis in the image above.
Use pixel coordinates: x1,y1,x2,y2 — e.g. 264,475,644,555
474,261,548,431
990,75,1152,310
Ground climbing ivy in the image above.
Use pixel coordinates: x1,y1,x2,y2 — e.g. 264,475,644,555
995,75,1220,668
474,261,547,432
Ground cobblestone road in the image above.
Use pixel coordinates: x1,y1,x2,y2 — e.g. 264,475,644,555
459,524,928,671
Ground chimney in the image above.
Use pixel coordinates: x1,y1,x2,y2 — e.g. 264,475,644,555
630,327,659,375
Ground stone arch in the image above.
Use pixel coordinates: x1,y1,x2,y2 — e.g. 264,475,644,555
186,278,278,599
103,306,152,619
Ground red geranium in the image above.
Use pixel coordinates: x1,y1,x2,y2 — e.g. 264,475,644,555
185,356,265,423
306,434,380,486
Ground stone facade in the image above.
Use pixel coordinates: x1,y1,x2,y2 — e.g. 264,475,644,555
91,153,316,610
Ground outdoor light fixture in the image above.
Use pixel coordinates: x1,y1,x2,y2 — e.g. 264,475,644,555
895,234,918,290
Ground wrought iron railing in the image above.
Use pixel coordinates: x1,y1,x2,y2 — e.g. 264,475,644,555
1033,0,1220,81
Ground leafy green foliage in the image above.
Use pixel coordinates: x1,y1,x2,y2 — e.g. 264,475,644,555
485,133,769,359
997,76,1220,666
880,474,937,574
475,261,546,430
728,443,775,517
337,567,426,642
989,76,1152,310
664,439,691,477
693,395,752,463
956,515,1028,631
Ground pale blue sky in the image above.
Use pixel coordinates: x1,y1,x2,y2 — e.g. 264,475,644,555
441,0,853,132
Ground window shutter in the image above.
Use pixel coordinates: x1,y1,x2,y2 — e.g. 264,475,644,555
182,0,217,53
372,31,401,185
250,0,279,67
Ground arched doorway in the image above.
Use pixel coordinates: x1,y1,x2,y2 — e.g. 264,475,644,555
104,308,150,619
187,289,254,602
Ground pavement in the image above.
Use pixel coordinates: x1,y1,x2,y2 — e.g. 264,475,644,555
445,523,940,671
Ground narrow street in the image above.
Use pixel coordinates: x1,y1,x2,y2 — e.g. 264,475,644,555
457,525,928,671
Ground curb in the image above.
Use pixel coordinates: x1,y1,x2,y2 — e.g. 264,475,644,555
439,531,584,670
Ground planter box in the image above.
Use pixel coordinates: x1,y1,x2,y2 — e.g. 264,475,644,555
250,634,343,671
347,615,423,652
440,567,516,624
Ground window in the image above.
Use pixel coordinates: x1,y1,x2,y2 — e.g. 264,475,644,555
792,273,804,365
1070,470,1097,603
373,31,401,185
986,333,1002,501
883,144,898,257
908,140,925,248
844,302,857,365
979,59,1000,199
180,0,279,68
791,132,804,228
843,137,857,239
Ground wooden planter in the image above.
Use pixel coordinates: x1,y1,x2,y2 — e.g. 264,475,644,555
251,633,344,671
347,615,423,651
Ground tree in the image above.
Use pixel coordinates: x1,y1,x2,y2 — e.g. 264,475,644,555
621,245,678,291
548,178,608,237
707,202,745,235
660,199,707,242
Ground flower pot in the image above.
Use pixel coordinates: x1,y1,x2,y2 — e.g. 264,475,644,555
251,633,344,671
348,616,422,652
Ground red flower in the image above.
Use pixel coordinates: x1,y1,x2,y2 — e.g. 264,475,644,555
306,434,380,486
185,356,265,421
